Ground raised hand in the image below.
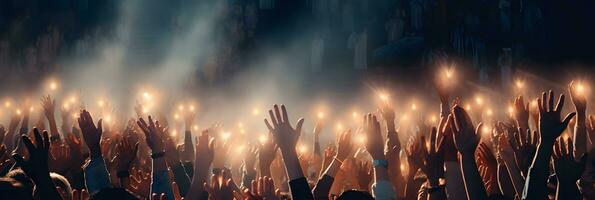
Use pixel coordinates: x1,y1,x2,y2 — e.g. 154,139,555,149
264,104,304,155
335,129,353,162
164,136,181,166
513,96,530,130
258,134,278,177
185,130,215,200
476,143,498,195
355,161,372,191
363,114,384,160
568,81,586,113
420,127,445,187
449,105,481,155
12,128,50,179
244,145,258,175
196,130,215,177
204,169,235,200
115,136,139,172
537,90,575,145
449,105,488,199
48,142,70,173
405,135,424,174
508,128,537,177
243,176,280,200
40,95,56,120
66,133,85,171
136,116,165,153
12,128,63,200
78,110,103,158
553,137,586,199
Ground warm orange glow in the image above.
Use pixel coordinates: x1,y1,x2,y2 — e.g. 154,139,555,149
516,80,524,89
475,96,483,105
252,108,260,116
317,112,325,119
258,135,268,144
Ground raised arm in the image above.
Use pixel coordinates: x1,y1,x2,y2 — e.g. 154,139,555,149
12,128,63,200
185,130,214,200
264,104,313,199
258,133,278,178
513,96,530,131
40,95,60,140
420,127,447,200
553,137,586,200
78,110,112,194
450,106,488,200
312,128,352,200
568,81,587,157
137,116,173,199
115,135,139,188
364,114,396,200
522,90,575,200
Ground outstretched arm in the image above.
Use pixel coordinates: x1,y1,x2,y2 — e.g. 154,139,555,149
313,129,352,200
12,129,63,200
264,104,313,199
522,91,575,200
450,106,488,200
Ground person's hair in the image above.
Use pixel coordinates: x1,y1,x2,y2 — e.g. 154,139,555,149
90,188,140,200
337,190,375,200
50,172,72,200
6,169,34,195
0,177,32,200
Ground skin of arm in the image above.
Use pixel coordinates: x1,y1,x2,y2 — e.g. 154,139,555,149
184,131,213,200
41,96,60,139
569,81,587,158
522,91,575,200
313,129,352,200
449,106,488,200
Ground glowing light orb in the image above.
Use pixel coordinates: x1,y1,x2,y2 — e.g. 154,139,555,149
258,135,268,144
475,97,483,105
317,112,325,119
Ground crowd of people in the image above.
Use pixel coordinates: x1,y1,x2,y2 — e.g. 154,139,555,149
0,77,592,200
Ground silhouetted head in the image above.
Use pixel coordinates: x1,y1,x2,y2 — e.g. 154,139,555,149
50,172,72,200
6,169,34,195
337,190,374,200
0,177,32,200
90,188,140,200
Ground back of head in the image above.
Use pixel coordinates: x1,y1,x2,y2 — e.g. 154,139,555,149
0,177,33,200
6,169,34,195
337,190,375,200
50,172,73,200
90,188,140,200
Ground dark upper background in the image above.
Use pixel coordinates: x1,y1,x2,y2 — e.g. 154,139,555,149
0,0,594,94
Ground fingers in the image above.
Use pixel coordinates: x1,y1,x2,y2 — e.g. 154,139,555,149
43,130,50,150
562,112,577,129
548,90,554,112
274,105,282,124
268,110,278,127
21,135,35,153
295,118,305,135
555,94,565,112
281,105,289,124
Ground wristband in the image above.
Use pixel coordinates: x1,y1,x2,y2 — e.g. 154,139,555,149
117,171,130,178
372,159,388,168
151,151,166,159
